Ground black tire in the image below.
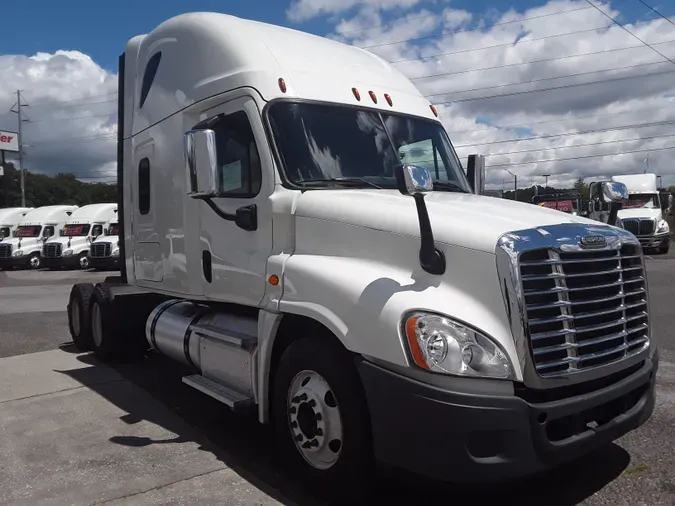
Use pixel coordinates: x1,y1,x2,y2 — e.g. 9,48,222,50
67,283,95,351
272,336,374,497
28,252,41,270
77,251,90,270
89,283,148,362
658,240,670,254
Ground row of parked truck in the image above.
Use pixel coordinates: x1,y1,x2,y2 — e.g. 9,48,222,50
532,173,672,254
0,203,120,271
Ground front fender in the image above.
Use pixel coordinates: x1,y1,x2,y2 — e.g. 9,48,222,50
278,247,522,379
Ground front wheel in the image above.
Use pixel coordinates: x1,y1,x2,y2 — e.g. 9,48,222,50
78,252,90,270
28,252,41,270
272,337,374,496
658,240,670,254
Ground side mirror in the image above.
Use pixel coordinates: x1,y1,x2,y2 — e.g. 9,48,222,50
466,154,486,195
184,129,219,198
394,164,445,275
600,181,628,203
394,163,433,195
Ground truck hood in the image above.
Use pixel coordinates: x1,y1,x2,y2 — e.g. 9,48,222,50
617,208,662,221
295,189,599,253
0,237,41,247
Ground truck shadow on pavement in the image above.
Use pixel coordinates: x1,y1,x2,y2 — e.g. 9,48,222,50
60,352,631,506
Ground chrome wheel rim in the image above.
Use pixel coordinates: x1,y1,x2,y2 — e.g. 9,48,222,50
287,370,343,470
79,255,89,269
30,255,40,268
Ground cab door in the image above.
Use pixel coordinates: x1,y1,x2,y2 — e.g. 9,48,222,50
197,96,274,306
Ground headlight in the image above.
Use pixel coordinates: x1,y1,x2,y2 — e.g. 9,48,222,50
402,312,514,379
657,220,669,234
12,250,23,257
112,249,119,257
62,249,73,256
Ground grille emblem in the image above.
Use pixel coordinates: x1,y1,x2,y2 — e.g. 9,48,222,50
580,235,607,248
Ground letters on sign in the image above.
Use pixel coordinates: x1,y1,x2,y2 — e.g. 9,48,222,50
0,130,19,152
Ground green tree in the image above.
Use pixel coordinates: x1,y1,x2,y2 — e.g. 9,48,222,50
0,162,117,208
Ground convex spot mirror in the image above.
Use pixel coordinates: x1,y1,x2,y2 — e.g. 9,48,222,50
600,181,628,203
184,128,219,199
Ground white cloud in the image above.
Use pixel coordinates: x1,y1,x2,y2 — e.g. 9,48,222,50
0,50,117,183
331,0,675,188
287,0,422,23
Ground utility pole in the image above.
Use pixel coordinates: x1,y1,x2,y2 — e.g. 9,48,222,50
505,169,517,200
543,174,550,187
10,90,29,207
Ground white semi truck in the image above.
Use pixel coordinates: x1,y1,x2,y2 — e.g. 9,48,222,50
613,174,670,254
0,207,33,240
0,205,78,270
42,203,118,270
66,13,657,490
88,217,120,270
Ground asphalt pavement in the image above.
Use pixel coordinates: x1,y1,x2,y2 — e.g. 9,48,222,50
0,258,674,506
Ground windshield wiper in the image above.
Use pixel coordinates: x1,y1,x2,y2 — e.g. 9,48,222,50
297,177,383,189
432,181,468,193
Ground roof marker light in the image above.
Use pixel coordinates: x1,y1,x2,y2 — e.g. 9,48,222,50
369,91,377,104
430,104,438,117
384,93,393,106
352,87,361,101
278,78,287,93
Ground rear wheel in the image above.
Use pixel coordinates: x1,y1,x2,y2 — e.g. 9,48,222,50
89,283,149,362
272,336,374,496
68,283,95,351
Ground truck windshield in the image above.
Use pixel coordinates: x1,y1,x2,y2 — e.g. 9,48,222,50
14,225,41,237
107,224,120,236
624,194,659,209
61,224,91,237
268,102,471,192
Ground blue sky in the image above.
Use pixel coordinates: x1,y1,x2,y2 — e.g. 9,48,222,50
3,0,658,70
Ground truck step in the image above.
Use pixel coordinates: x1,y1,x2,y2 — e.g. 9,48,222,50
182,374,253,410
189,321,257,350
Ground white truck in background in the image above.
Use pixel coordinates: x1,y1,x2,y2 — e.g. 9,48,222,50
588,174,670,253
0,205,78,270
65,13,657,493
0,207,33,240
613,174,670,254
88,217,120,270
42,203,118,270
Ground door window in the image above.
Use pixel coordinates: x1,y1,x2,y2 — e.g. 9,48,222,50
212,112,262,197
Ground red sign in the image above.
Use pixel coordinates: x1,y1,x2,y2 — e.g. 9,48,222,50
0,130,19,152
539,200,574,212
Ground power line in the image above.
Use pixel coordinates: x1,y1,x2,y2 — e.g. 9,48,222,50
31,134,117,145
584,0,675,65
445,102,675,134
635,0,675,26
486,132,675,157
424,59,670,98
28,99,117,111
26,113,116,125
409,39,675,81
361,5,594,49
455,119,675,148
389,19,660,64
431,67,675,105
27,92,118,108
487,144,675,168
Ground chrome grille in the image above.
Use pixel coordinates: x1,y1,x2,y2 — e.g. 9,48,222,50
0,243,12,258
519,244,648,378
90,242,111,258
43,243,62,258
622,218,655,236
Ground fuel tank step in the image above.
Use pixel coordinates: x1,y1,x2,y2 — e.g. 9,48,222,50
182,374,253,411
